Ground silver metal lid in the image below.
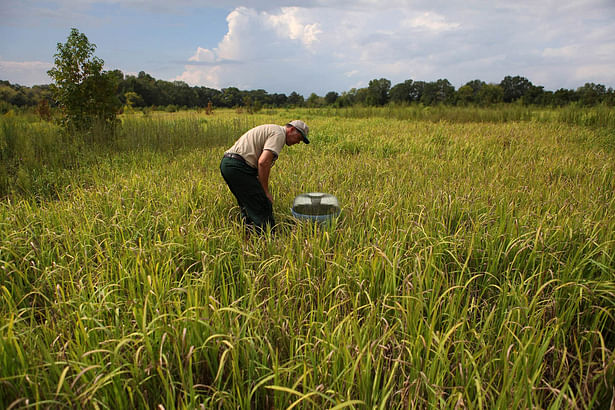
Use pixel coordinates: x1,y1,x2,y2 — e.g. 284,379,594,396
292,192,340,216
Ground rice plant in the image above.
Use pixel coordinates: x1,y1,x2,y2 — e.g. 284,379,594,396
1,108,614,408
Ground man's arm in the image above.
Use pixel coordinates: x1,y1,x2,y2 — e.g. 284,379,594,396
257,149,276,203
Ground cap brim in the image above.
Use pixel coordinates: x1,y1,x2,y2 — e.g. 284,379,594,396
288,123,310,143
296,127,309,144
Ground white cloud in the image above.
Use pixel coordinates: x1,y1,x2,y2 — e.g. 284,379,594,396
266,7,322,49
181,2,615,94
0,59,53,85
4,1,615,92
542,46,579,58
189,47,216,63
403,12,460,32
175,6,331,92
574,63,615,86
174,6,469,94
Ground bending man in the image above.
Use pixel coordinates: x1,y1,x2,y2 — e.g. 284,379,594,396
220,120,310,232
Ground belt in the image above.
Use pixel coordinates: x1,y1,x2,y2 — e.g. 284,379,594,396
223,153,247,164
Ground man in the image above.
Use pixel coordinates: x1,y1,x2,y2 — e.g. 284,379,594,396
220,120,310,232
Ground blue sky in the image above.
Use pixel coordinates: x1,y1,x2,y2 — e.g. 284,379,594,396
1,0,614,96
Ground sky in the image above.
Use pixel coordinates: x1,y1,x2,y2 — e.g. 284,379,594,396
1,0,614,96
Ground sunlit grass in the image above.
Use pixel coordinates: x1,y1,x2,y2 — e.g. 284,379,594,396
1,109,614,408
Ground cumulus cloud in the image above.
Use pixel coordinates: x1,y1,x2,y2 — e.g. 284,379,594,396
175,7,331,91
175,6,467,94
3,0,615,92
173,1,615,94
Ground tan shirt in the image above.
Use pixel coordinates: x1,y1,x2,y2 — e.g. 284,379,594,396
226,124,286,168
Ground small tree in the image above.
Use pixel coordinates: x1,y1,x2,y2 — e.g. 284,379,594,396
306,93,324,108
324,91,339,106
499,75,533,103
287,92,304,107
47,28,120,131
477,83,504,106
421,79,455,106
456,85,474,106
124,91,145,109
390,80,415,104
366,78,391,106
576,82,607,106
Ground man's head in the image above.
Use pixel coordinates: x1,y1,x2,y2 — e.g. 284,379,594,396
285,120,310,146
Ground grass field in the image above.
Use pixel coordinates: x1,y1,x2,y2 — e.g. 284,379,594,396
1,107,614,408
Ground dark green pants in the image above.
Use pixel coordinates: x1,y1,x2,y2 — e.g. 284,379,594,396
220,156,275,230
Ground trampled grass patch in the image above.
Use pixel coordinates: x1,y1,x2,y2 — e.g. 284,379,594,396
1,108,614,408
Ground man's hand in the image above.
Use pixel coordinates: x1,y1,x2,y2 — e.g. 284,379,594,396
258,150,275,203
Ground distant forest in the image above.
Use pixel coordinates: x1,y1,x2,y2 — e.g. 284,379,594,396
1,72,614,113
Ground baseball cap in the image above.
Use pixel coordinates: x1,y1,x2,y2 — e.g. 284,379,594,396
288,120,310,144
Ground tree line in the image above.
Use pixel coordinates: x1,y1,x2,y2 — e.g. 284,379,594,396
3,73,614,115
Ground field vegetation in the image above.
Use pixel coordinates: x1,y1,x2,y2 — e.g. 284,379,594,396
1,106,615,408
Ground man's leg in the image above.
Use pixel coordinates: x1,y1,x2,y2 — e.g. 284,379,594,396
220,157,275,230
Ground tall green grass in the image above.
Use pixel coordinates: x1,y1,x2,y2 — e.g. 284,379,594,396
2,105,613,196
1,110,614,408
319,104,615,131
320,104,535,124
0,113,259,198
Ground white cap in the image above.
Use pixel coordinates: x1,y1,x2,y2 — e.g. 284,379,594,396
288,120,310,143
